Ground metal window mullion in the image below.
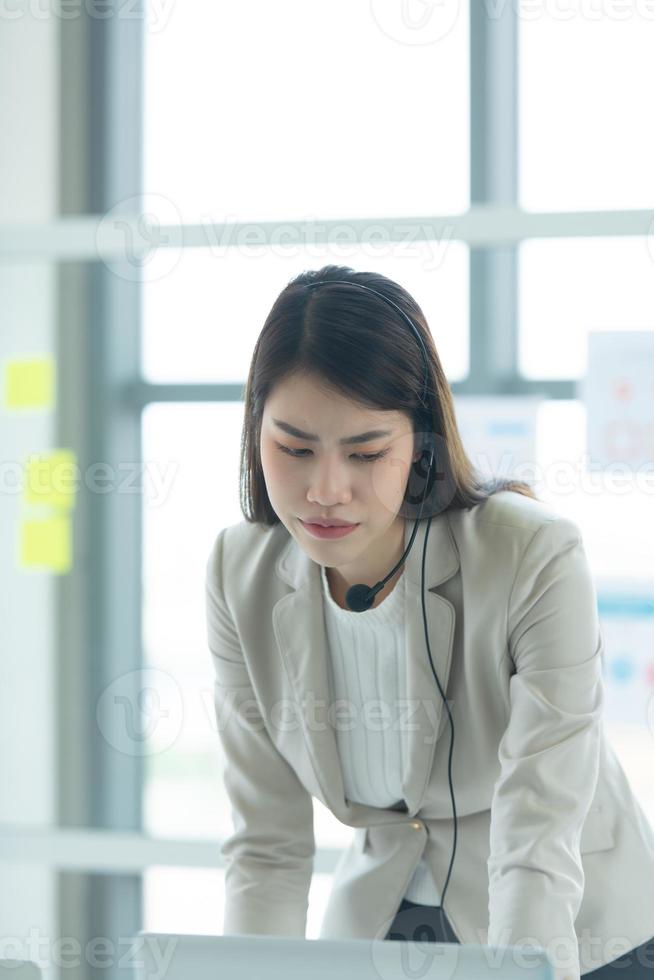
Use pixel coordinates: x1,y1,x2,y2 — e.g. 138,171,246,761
88,7,145,979
469,2,519,393
1,208,653,261
0,827,342,876
57,7,145,980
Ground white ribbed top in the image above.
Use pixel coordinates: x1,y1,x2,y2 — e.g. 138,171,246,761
319,562,441,906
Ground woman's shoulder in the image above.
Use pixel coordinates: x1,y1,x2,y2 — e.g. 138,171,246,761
444,491,585,588
447,489,582,543
206,518,290,586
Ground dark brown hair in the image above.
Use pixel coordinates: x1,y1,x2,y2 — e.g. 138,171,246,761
240,264,538,525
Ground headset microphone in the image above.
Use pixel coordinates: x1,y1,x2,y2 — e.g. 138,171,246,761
304,278,458,940
341,471,431,613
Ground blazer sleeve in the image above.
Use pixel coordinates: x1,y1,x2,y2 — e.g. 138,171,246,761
205,528,315,937
487,517,605,980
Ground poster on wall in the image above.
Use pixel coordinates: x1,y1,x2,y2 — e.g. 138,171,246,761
580,331,654,472
595,578,654,730
453,395,541,484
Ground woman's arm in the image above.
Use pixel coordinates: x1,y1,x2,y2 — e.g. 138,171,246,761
487,517,605,980
205,528,315,937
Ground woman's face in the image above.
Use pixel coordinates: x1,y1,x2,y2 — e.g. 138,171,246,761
259,372,421,566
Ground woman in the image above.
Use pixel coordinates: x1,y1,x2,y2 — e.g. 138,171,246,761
205,265,654,980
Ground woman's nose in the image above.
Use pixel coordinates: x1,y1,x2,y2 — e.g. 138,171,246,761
306,458,354,503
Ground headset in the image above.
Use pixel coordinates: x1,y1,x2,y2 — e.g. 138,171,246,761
305,278,458,939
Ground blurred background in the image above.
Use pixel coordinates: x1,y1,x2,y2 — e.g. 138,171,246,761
1,2,654,978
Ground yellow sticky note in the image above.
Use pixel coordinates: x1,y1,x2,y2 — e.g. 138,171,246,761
20,515,72,574
4,356,55,409
24,449,77,509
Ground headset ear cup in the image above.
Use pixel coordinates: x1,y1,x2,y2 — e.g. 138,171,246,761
422,432,436,471
400,431,454,518
418,432,436,479
402,436,434,512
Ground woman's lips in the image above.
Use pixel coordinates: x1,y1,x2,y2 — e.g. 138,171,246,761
299,519,360,540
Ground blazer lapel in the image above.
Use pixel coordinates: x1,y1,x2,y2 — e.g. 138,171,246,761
273,515,460,824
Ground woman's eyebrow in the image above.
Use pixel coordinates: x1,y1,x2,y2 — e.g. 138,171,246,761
272,418,393,445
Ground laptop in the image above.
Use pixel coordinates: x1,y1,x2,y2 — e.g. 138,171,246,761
0,963,41,978
133,931,555,980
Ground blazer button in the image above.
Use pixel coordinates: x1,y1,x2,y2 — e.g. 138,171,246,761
410,820,423,830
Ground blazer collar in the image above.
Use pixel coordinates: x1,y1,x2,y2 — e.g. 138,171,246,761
272,514,460,826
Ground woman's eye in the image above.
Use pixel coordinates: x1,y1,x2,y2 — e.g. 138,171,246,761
276,443,389,463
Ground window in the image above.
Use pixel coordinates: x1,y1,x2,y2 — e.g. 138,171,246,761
519,3,654,211
518,237,654,379
143,0,470,223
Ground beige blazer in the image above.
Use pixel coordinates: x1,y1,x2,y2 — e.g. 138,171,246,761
205,490,654,979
